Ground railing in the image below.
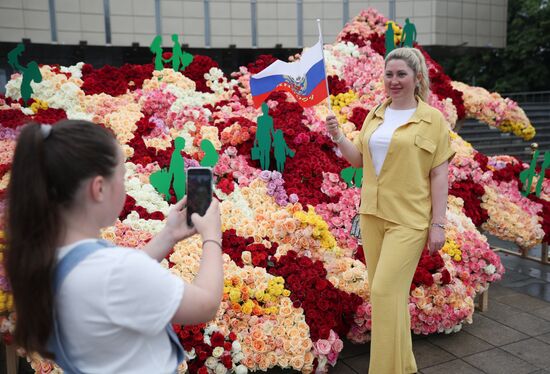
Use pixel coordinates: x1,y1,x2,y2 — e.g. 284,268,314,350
502,91,550,103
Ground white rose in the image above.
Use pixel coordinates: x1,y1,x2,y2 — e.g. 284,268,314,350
232,352,244,362
484,264,496,275
214,363,227,374
204,325,219,335
186,348,196,360
212,346,224,358
231,340,242,353
205,357,218,369
235,364,248,374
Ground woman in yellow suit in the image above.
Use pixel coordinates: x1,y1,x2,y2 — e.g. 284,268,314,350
325,47,455,373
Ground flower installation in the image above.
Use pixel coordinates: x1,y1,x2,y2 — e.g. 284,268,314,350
0,8,547,374
452,81,536,140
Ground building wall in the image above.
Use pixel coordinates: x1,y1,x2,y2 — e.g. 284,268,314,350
0,0,508,48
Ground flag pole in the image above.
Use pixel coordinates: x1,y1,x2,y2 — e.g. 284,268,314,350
317,18,332,112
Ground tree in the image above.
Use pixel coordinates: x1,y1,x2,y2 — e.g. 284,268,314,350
439,0,550,92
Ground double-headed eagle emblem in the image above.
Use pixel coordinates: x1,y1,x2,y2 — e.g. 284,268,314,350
283,75,308,95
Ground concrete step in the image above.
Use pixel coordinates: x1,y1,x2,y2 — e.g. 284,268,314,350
520,103,550,110
473,140,550,152
467,134,550,144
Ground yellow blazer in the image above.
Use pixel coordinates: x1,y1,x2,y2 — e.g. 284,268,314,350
353,97,456,230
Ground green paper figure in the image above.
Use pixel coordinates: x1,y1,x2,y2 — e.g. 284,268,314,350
200,139,219,168
149,34,193,72
150,137,187,201
170,137,187,201
7,43,42,105
149,168,172,198
253,103,276,170
520,150,550,197
340,167,363,188
401,18,417,47
150,35,164,71
272,129,295,173
170,34,193,72
385,22,396,57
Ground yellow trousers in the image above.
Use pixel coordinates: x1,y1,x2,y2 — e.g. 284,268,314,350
360,214,428,374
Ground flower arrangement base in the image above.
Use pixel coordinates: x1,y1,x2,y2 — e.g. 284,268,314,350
5,344,18,374
474,287,489,312
492,242,549,265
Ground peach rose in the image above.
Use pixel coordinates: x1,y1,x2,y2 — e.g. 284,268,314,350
290,356,305,370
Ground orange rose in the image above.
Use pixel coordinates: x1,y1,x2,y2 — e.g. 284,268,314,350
251,329,264,340
252,339,266,352
283,220,297,233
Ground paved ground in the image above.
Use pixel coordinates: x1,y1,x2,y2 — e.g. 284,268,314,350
272,234,550,374
3,235,550,374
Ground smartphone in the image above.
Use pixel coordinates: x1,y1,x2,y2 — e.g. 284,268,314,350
186,167,213,227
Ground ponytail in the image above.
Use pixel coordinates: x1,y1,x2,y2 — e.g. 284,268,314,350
5,120,118,358
385,47,430,102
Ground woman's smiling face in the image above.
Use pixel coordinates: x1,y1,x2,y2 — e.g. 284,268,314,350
384,59,417,101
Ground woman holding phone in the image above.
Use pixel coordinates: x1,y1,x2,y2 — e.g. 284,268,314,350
5,120,223,373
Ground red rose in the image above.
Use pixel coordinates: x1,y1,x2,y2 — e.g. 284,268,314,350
441,269,451,284
149,211,165,220
210,332,225,348
222,354,233,369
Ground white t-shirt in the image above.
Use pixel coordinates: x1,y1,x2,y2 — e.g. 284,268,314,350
368,107,416,176
55,239,185,374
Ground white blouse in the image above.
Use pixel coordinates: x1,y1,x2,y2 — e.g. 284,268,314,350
368,107,416,176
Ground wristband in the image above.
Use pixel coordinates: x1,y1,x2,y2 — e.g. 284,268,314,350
332,133,345,144
430,223,445,230
202,239,222,250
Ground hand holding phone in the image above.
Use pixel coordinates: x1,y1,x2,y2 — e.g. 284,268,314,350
186,167,213,227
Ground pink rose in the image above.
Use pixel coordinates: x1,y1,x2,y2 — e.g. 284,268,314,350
327,350,338,365
332,338,344,353
314,339,331,355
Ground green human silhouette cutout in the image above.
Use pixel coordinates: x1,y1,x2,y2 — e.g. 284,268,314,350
150,137,187,202
353,167,363,187
7,43,43,105
385,22,396,57
401,18,417,47
170,137,187,201
272,129,295,173
150,168,172,198
520,150,550,197
170,34,193,72
199,139,219,168
341,167,355,187
150,35,164,71
340,167,363,188
253,103,276,170
7,43,25,71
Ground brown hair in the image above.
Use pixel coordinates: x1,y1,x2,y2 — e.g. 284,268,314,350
5,120,118,358
385,47,430,102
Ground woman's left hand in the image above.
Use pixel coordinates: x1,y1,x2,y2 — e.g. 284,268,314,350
164,196,197,243
428,226,445,255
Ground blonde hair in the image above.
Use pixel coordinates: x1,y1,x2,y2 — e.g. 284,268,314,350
385,47,430,102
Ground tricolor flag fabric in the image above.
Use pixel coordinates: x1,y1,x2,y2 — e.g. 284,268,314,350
250,39,329,108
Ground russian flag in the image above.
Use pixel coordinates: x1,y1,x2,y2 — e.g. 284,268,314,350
250,39,329,108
